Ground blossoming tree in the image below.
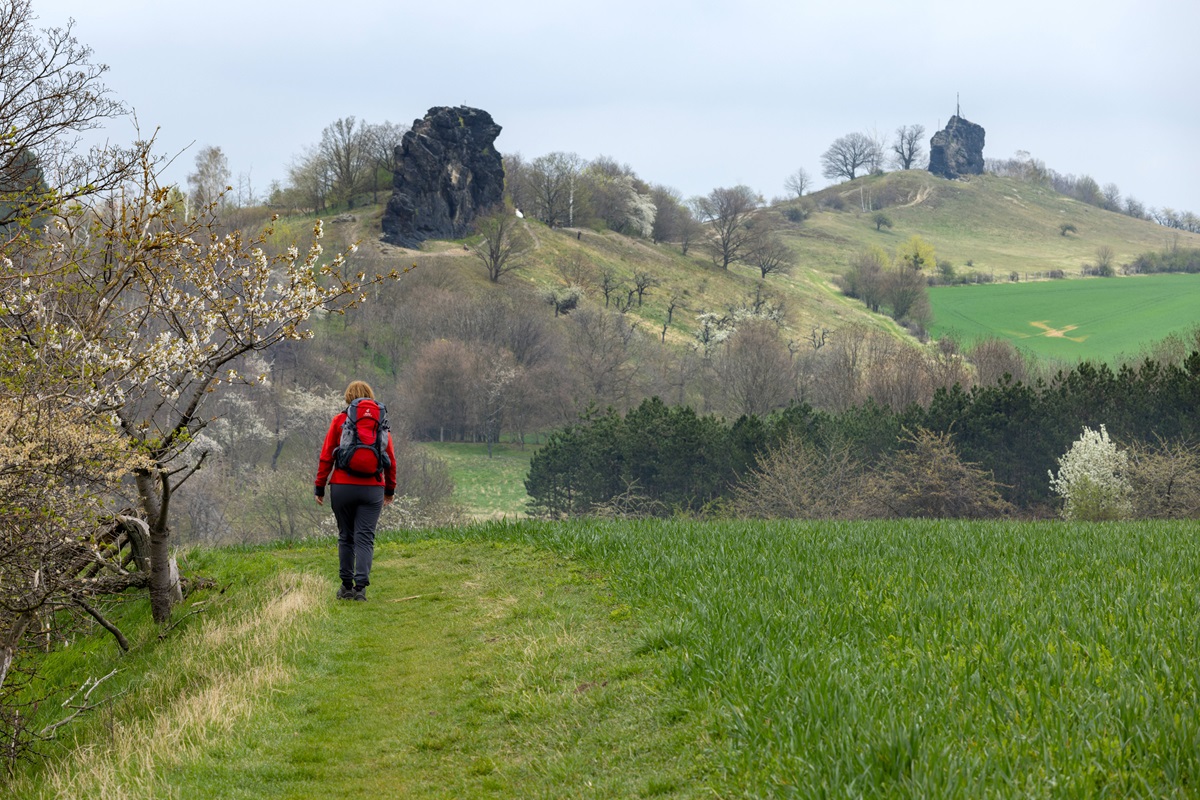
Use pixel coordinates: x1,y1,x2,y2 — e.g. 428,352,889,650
1048,424,1134,521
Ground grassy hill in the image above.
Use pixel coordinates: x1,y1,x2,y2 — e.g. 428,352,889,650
339,171,1200,363
795,171,1199,278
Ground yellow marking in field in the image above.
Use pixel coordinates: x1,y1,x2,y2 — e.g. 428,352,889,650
1028,320,1088,342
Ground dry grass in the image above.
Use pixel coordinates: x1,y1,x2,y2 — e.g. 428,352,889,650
32,572,323,800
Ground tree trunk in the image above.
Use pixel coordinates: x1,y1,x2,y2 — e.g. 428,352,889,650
0,612,35,694
136,471,182,623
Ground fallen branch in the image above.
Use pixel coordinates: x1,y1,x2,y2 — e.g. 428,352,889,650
39,669,121,739
157,601,208,640
389,594,436,603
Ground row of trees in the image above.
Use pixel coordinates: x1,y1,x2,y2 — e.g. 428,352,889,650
818,124,927,182
526,349,1200,519
487,150,799,279
269,117,408,213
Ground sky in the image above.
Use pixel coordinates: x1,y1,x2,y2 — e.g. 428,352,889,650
39,0,1200,214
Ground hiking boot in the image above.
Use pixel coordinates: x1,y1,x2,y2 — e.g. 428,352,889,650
352,586,367,601
336,585,355,600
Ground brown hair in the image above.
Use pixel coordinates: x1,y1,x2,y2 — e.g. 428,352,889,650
344,380,375,405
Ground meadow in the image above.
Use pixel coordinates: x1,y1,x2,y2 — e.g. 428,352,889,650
13,519,1200,798
420,440,536,518
927,273,1200,362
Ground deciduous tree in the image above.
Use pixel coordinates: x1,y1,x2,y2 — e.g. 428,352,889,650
1049,425,1133,521
0,0,137,231
783,167,811,198
528,151,585,227
6,157,401,624
318,116,370,208
820,132,881,182
471,204,532,282
890,124,926,170
363,120,408,203
747,230,793,279
187,145,231,212
691,185,762,269
717,318,797,416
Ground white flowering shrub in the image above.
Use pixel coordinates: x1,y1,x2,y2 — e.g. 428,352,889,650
1048,425,1133,521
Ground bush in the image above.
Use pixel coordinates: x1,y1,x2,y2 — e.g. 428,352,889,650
733,435,870,519
781,203,812,224
1125,438,1200,519
1127,247,1200,274
868,428,1013,519
1048,425,1133,521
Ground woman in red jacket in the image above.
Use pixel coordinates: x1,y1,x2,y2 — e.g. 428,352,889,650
315,380,397,601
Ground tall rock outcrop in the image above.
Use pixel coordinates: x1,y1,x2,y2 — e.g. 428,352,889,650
381,106,504,248
928,115,986,180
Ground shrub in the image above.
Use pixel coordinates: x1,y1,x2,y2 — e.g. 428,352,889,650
1048,425,1133,521
732,434,869,519
1125,438,1200,519
781,203,811,224
868,428,1013,519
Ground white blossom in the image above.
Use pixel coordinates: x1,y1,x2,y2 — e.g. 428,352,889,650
1049,424,1134,521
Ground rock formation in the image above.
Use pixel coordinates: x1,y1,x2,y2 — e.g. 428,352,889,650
927,115,986,180
381,106,504,248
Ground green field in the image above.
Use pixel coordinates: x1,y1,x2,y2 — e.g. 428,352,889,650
16,520,1200,798
928,273,1200,362
420,441,536,518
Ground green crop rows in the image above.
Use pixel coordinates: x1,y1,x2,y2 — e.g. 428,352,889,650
417,518,1200,797
928,274,1200,363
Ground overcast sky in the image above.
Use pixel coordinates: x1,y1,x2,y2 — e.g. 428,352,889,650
40,0,1200,214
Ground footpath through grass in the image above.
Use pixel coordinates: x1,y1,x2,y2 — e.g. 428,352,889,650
12,536,718,799
13,518,1200,798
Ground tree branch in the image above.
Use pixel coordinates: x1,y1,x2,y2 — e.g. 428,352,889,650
73,595,130,652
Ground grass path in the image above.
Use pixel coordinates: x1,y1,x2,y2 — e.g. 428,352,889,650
154,540,718,798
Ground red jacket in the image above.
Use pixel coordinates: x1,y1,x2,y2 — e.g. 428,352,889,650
314,410,398,498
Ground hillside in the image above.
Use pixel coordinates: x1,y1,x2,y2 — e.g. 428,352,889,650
339,171,1200,357
794,171,1200,278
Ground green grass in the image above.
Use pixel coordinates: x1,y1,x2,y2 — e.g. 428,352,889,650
11,537,720,798
927,272,1200,362
405,519,1200,798
421,440,537,519
13,519,1200,798
796,172,1200,279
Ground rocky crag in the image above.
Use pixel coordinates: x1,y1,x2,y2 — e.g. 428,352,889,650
381,106,504,248
928,115,986,180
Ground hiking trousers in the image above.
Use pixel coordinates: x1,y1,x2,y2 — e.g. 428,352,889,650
330,483,384,588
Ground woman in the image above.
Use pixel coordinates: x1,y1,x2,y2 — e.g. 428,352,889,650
315,380,397,601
